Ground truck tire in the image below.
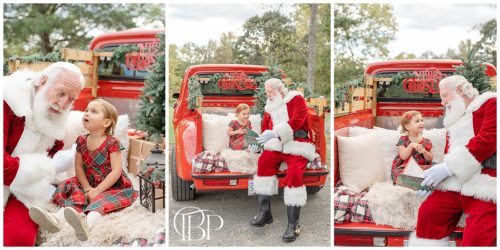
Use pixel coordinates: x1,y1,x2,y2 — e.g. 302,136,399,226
306,185,323,195
171,147,196,201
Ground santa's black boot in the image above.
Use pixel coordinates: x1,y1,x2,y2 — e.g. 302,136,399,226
250,195,273,227
282,206,301,242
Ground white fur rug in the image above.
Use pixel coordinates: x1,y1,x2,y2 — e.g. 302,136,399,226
220,148,260,173
366,181,465,230
39,176,164,247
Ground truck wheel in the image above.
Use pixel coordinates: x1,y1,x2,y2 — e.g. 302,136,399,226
171,147,196,201
306,185,322,195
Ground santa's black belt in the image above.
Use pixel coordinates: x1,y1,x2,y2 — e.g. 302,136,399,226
482,153,496,169
294,130,308,139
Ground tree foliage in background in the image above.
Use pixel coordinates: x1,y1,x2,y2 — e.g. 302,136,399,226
136,33,165,143
454,48,492,93
3,4,164,58
334,3,397,88
169,4,331,98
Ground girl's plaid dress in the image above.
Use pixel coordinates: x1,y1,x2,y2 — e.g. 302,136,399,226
391,135,433,184
53,135,138,214
228,120,252,150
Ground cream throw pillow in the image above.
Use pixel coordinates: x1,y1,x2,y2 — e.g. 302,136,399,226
337,133,385,193
202,115,228,154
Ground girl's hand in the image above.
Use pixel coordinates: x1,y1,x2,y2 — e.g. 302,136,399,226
416,145,426,154
86,187,101,201
237,128,245,135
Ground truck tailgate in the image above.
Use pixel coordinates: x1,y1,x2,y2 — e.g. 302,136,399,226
335,222,463,246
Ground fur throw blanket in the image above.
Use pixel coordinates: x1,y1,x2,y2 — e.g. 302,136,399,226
366,181,465,230
39,176,164,246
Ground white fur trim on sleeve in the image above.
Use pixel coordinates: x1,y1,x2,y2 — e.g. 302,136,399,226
283,91,304,104
284,186,307,207
9,154,55,209
283,141,316,161
274,122,293,143
444,146,481,183
263,138,282,152
407,232,449,246
253,175,278,196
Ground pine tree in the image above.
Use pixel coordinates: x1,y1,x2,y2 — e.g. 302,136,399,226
454,48,492,93
135,33,165,143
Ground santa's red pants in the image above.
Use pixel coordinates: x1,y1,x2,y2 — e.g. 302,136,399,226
4,196,38,246
416,189,496,246
257,150,308,187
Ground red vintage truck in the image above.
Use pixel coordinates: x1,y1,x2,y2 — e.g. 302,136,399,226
334,59,496,246
74,29,164,123
171,64,329,201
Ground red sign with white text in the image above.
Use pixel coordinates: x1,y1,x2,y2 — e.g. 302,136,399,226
125,41,160,71
218,72,257,91
403,68,447,94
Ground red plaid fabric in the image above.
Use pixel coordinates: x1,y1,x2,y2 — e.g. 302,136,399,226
228,120,252,150
191,151,228,173
53,135,138,214
334,185,373,223
306,154,327,170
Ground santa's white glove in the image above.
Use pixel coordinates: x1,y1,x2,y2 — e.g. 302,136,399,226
421,162,452,187
53,144,77,174
415,189,432,198
248,144,261,154
257,130,278,144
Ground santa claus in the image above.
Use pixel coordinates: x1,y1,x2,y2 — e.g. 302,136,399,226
3,62,84,246
409,75,496,246
248,78,316,243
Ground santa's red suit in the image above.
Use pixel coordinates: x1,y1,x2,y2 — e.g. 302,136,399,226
253,90,316,207
411,92,496,246
3,71,64,246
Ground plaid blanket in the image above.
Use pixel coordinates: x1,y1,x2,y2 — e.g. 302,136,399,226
192,151,229,173
306,154,327,170
334,185,373,223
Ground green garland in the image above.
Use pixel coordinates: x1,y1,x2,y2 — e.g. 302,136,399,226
252,66,284,116
187,65,318,116
390,71,417,86
333,77,363,108
187,75,202,109
7,52,61,63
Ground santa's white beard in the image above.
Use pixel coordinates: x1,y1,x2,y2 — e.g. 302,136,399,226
31,89,69,140
443,94,466,128
264,93,284,113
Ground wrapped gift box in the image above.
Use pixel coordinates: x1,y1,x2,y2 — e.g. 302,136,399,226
128,138,156,175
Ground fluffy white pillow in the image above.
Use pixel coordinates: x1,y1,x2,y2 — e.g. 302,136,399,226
422,128,446,163
202,114,230,154
372,127,401,181
337,133,385,193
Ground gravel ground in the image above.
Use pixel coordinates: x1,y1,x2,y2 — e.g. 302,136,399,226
168,174,331,247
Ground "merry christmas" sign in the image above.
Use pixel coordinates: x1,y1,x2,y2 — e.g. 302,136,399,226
403,68,447,94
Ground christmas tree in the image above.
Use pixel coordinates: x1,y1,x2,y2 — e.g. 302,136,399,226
135,33,165,143
454,48,492,93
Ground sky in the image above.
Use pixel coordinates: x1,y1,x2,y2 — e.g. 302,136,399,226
167,3,295,46
387,3,496,59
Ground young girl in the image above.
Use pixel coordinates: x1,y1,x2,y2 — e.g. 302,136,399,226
391,110,434,184
29,99,137,241
227,103,252,150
